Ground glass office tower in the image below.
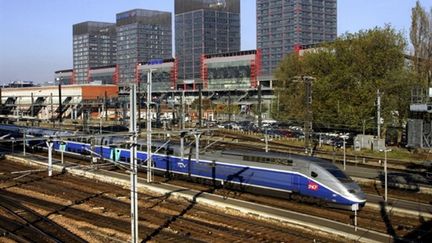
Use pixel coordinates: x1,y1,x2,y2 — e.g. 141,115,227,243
257,0,337,78
175,0,240,88
116,9,172,88
73,21,117,84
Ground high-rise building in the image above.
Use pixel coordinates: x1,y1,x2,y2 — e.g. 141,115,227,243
116,9,172,88
73,21,117,84
175,0,240,89
257,0,337,79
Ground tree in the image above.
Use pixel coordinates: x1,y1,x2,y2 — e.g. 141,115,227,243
272,53,309,123
410,1,432,86
274,26,419,136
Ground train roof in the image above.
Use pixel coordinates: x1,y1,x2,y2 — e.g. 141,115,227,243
202,151,295,172
204,149,346,174
220,149,328,164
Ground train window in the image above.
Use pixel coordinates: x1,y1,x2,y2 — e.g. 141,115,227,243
328,169,353,183
311,171,318,178
166,148,173,155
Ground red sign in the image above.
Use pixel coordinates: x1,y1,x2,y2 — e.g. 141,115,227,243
308,181,319,191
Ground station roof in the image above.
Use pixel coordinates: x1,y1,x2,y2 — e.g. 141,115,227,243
1,84,119,100
204,49,257,59
55,69,73,74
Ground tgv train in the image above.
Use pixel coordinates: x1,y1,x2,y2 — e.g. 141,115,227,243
0,124,366,209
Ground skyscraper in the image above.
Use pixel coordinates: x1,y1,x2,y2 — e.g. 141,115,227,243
175,0,240,89
116,9,172,88
73,21,117,84
257,0,337,79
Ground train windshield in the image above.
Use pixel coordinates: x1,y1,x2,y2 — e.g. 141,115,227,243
327,168,353,183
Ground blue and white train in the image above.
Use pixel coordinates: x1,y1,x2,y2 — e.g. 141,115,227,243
0,124,366,209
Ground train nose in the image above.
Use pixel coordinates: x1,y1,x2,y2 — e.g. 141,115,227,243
355,190,366,202
348,188,366,200
346,183,367,202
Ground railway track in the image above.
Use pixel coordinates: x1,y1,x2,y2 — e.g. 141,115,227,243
0,192,86,243
0,159,338,242
5,151,432,241
0,125,429,241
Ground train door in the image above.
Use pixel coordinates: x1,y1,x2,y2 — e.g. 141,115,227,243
291,174,300,193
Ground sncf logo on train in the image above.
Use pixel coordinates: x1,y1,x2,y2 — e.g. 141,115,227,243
307,181,319,191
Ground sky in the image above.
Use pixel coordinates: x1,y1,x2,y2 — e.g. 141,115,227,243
0,0,431,84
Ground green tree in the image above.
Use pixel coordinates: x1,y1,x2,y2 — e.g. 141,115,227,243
274,26,419,136
410,0,432,86
222,104,240,115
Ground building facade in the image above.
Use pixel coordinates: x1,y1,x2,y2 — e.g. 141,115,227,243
175,0,241,88
116,9,172,89
89,65,117,85
202,50,261,90
257,0,337,79
0,84,118,119
73,21,117,84
138,59,176,92
56,65,117,86
55,69,73,85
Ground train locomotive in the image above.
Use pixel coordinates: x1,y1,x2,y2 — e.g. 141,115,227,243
0,124,366,209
